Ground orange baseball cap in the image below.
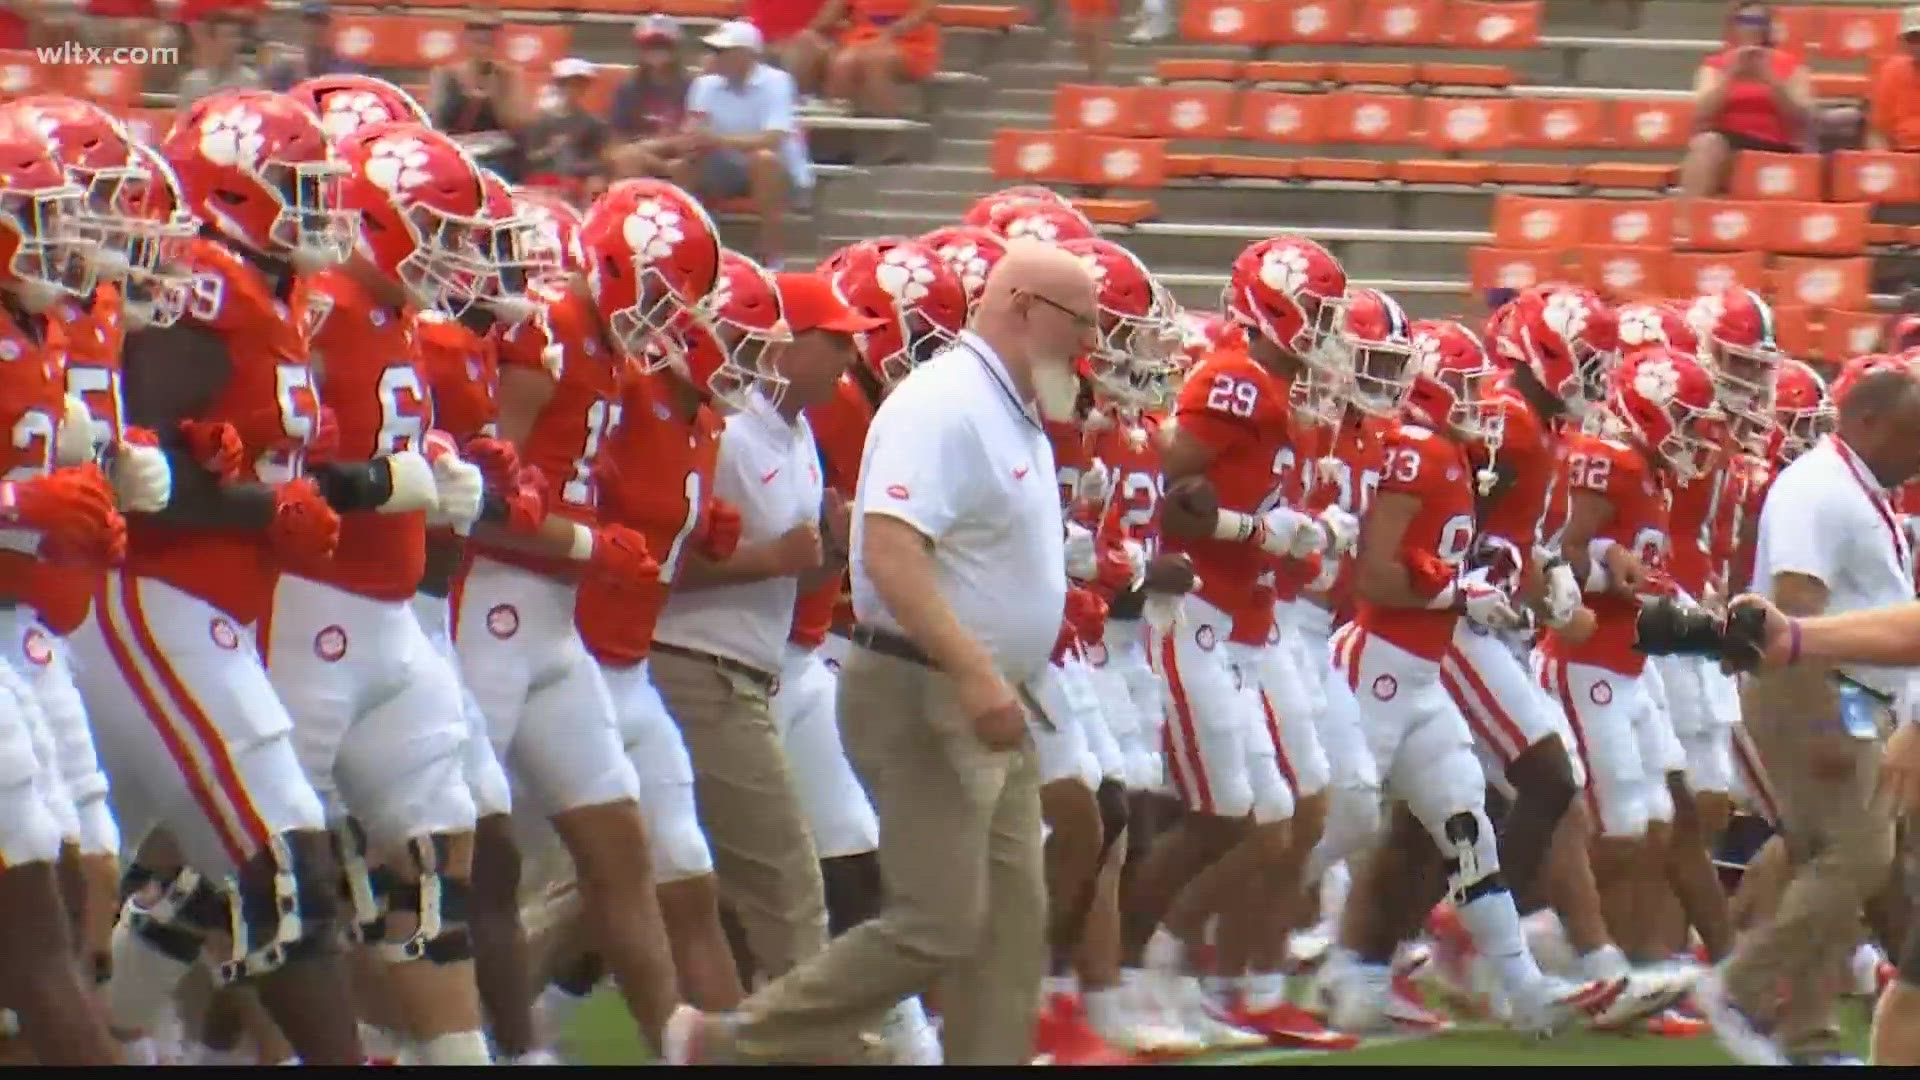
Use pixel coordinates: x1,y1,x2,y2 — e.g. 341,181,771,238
774,272,887,336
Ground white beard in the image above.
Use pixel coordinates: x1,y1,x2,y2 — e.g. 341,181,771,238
1034,358,1080,422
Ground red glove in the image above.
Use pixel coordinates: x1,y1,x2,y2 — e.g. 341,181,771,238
462,435,521,491
267,477,341,565
500,465,547,535
1063,585,1109,644
6,465,126,568
177,418,245,481
305,406,340,466
698,496,742,562
121,426,159,448
585,523,660,591
1402,547,1454,600
1093,542,1134,595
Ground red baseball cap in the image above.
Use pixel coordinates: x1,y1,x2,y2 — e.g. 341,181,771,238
774,272,887,336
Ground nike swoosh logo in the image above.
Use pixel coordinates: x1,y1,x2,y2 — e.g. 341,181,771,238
761,468,781,484
1013,466,1030,479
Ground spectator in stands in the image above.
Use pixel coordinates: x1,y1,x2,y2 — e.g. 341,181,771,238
685,20,813,269
1127,0,1173,44
175,10,260,108
524,59,612,202
431,12,532,179
1679,1,1817,207
1868,7,1920,151
608,15,693,179
824,0,937,118
1066,0,1114,82
746,0,833,104
262,1,365,92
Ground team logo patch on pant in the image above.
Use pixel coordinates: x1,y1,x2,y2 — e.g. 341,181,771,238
22,627,52,666
1590,679,1613,705
1195,625,1217,651
210,618,241,650
486,604,519,640
1372,674,1398,701
314,625,348,662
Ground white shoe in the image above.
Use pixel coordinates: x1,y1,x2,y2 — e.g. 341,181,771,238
1154,974,1267,1050
1287,926,1334,974
881,1003,942,1066
1695,968,1788,1066
1110,979,1207,1056
1593,965,1697,1030
1507,977,1622,1040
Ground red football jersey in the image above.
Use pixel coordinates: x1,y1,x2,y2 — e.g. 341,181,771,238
1723,452,1773,595
1544,434,1671,676
0,307,69,608
127,238,322,624
1353,422,1477,662
789,375,873,650
1090,411,1165,553
1311,409,1389,622
297,269,431,600
475,284,626,580
413,311,500,442
1664,466,1723,600
1165,346,1295,636
1475,383,1564,563
577,372,724,666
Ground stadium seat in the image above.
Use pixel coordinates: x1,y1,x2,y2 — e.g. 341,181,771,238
1490,161,1581,185
1274,0,1357,46
1211,153,1298,179
1773,255,1872,310
1769,6,1825,55
1611,99,1696,151
65,65,142,110
1180,0,1280,45
1296,157,1391,180
1492,194,1587,249
1578,245,1669,300
1579,162,1676,191
1822,308,1886,358
1469,246,1564,291
1156,58,1245,84
1818,6,1899,60
1077,136,1168,187
1449,0,1541,49
1683,199,1768,251
1138,85,1237,139
1513,97,1607,150
1054,85,1142,136
1812,71,1871,101
1354,0,1446,46
1770,201,1870,256
1669,250,1768,295
1323,91,1417,144
1418,63,1515,90
1331,61,1419,88
1585,199,1675,247
1245,61,1332,86
1830,150,1920,203
1392,158,1494,185
1728,151,1824,202
1422,96,1513,152
990,129,1083,183
1237,92,1330,144
1072,197,1159,225
1772,303,1822,357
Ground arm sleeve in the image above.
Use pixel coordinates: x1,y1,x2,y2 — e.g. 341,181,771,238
762,69,798,134
1755,468,1845,589
857,378,979,542
685,75,714,121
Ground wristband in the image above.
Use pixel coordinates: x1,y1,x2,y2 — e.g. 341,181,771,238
1786,617,1802,665
1212,509,1257,544
568,521,595,562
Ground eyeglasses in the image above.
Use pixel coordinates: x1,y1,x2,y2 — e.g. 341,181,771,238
1020,289,1098,332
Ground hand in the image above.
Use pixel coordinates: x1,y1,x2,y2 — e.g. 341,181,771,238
1541,557,1581,627
1604,543,1646,595
501,465,547,535
1094,542,1137,594
268,477,341,564
822,489,852,554
1557,604,1599,647
7,466,126,567
1064,585,1110,642
1259,505,1322,559
1878,722,1920,817
1721,593,1790,672
1072,461,1112,508
428,452,485,529
1143,551,1197,594
772,521,824,575
1317,505,1359,557
462,435,521,491
699,496,743,562
55,395,94,467
109,439,172,513
1460,569,1523,630
307,406,341,466
587,523,660,590
1063,522,1099,581
177,418,245,481
957,667,1026,752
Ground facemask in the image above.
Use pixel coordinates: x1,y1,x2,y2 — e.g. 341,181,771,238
1034,356,1081,422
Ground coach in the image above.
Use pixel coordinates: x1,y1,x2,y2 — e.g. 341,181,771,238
670,240,1099,1065
1700,366,1920,1066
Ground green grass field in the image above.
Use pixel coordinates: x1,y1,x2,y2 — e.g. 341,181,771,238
559,989,1874,1066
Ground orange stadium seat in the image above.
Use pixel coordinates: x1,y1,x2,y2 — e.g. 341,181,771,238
1331,61,1419,88
1392,158,1494,184
1773,255,1872,310
1683,199,1768,251
1211,153,1297,179
990,129,1083,183
1138,85,1237,139
1770,201,1870,256
1830,150,1920,203
1072,197,1159,225
1422,96,1513,152
1669,250,1768,295
329,15,466,68
1470,246,1565,292
1771,303,1821,357
1578,245,1669,300
497,24,572,69
1077,137,1168,187
1180,0,1280,45
1323,91,1417,144
1611,99,1697,151
934,4,1026,30
1448,0,1541,49
1729,151,1824,201
1579,162,1676,190
64,65,142,110
1354,0,1446,46
1166,152,1214,177
1513,97,1607,149
1489,161,1582,185
1585,198,1675,247
623,1,741,15
1237,91,1330,144
1295,157,1391,181
1418,62,1515,89
1812,72,1871,100
1245,60,1331,86
1492,194,1587,250
1156,57,1244,83
1822,308,1885,358
1768,6,1824,55
1274,0,1357,45
1868,221,1907,246
1054,85,1141,136
1818,6,1899,60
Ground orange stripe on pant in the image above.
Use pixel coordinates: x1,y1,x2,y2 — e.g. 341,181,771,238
1157,631,1214,815
1442,645,1532,765
1544,656,1604,826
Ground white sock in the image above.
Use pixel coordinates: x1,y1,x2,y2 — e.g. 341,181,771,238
1145,928,1186,974
1853,942,1887,994
105,916,192,1033
1084,986,1127,1031
536,983,591,1041
1202,975,1234,1007
887,996,932,1032
1320,861,1352,925
1456,891,1545,996
358,1023,406,1060
119,1037,158,1066
1521,912,1577,978
419,1030,493,1065
1042,974,1076,1001
1579,943,1630,984
1241,971,1289,1011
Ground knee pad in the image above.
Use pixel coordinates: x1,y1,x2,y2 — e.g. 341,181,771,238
219,834,340,985
1442,810,1506,905
123,868,225,965
1095,777,1130,854
332,820,386,945
378,833,473,966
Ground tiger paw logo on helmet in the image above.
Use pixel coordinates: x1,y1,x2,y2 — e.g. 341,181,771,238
1632,355,1681,406
1685,292,1724,339
875,247,935,302
1258,243,1311,295
936,242,991,296
1072,250,1109,287
362,136,433,195
621,197,686,265
322,92,401,141
199,106,267,169
1617,304,1667,350
1542,290,1588,341
1409,328,1444,376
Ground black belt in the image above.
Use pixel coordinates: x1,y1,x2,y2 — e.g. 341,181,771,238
650,641,779,692
851,623,933,669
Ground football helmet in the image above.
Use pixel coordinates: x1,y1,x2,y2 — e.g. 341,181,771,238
162,88,355,270
1605,345,1726,482
824,236,967,385
1615,299,1699,358
288,73,429,143
1505,285,1620,419
919,224,1005,314
1687,287,1783,420
1410,319,1502,441
961,186,1077,230
1060,236,1180,408
1338,288,1414,416
510,185,585,282
464,167,536,324
1175,308,1245,368
1885,312,1919,353
1225,235,1347,361
333,121,490,313
680,251,789,411
115,142,196,329
578,178,722,360
1771,357,1832,463
980,198,1096,245
0,95,147,278
0,115,95,310
1830,352,1905,412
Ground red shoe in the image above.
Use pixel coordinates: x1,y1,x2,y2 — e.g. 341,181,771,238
1879,960,1898,997
1645,1009,1708,1038
1387,973,1454,1031
1035,995,1135,1066
1228,1000,1361,1050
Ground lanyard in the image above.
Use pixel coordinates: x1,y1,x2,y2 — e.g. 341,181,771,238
1828,434,1910,574
955,335,1045,434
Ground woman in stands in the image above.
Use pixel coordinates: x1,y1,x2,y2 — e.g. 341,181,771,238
1678,1,1818,210
822,0,939,118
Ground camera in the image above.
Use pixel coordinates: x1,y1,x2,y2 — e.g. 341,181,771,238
1632,597,1769,669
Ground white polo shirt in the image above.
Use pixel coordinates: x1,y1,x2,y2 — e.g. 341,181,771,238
1754,434,1916,697
654,392,823,678
685,62,814,192
851,331,1067,685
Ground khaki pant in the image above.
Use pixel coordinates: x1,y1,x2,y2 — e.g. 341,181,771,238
648,649,827,980
1723,669,1896,1055
725,645,1047,1065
